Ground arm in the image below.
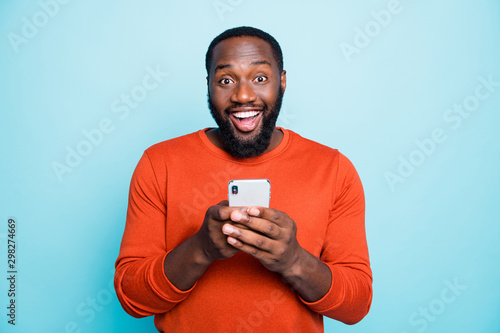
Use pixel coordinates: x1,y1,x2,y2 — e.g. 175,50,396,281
114,151,186,317
304,153,372,324
222,207,331,302
221,153,372,324
115,152,243,316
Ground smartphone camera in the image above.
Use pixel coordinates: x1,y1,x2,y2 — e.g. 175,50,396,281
231,185,238,195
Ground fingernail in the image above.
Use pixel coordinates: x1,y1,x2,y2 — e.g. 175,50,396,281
232,210,242,222
249,207,259,216
223,224,234,235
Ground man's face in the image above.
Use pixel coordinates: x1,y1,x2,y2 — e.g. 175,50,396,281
207,36,286,158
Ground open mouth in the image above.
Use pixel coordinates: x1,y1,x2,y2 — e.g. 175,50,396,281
229,110,262,132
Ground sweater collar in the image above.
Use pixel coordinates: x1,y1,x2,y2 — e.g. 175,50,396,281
198,127,290,163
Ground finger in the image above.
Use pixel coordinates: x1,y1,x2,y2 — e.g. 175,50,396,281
226,236,271,260
208,204,238,221
226,237,282,270
229,209,250,224
216,200,229,206
246,207,288,228
229,212,281,239
222,224,273,252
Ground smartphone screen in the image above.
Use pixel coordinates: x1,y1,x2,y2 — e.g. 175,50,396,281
228,179,271,208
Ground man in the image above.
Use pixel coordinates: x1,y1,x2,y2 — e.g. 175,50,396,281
115,26,372,332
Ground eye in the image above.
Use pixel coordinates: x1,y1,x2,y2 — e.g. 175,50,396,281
255,76,267,83
219,78,233,85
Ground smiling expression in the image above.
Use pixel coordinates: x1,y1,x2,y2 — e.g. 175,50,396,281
207,36,286,158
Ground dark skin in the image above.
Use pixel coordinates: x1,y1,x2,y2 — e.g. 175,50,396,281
164,36,332,302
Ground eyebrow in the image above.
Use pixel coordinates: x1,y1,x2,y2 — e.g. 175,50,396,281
214,60,272,72
250,60,272,67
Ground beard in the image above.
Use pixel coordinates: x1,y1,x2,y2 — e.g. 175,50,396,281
208,87,284,159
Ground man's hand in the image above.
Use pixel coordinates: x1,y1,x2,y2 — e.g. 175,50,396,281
221,207,302,275
220,206,332,302
195,200,241,264
164,200,244,291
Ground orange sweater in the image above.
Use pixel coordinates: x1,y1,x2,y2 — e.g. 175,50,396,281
115,128,372,332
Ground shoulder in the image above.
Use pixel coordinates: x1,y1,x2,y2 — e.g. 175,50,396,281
143,130,202,160
285,129,358,173
286,129,339,158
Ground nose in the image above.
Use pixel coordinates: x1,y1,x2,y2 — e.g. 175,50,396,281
231,80,256,104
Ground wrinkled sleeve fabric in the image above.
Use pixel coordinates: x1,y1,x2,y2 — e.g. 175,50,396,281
114,151,195,318
300,152,373,324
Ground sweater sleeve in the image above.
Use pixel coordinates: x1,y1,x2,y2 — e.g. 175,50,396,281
300,152,373,324
114,151,195,318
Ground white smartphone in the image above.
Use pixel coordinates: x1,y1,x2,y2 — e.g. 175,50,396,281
228,179,271,208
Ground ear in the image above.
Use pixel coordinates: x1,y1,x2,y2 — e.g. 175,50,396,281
280,70,287,93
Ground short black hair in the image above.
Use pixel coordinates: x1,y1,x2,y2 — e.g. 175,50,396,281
205,26,284,76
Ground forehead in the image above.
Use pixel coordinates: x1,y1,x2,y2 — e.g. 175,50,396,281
210,36,277,74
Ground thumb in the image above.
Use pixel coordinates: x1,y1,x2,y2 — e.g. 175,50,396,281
217,200,229,206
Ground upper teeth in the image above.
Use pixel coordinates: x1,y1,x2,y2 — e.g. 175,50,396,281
232,111,259,119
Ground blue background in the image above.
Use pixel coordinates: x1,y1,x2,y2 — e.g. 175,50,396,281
1,1,500,332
